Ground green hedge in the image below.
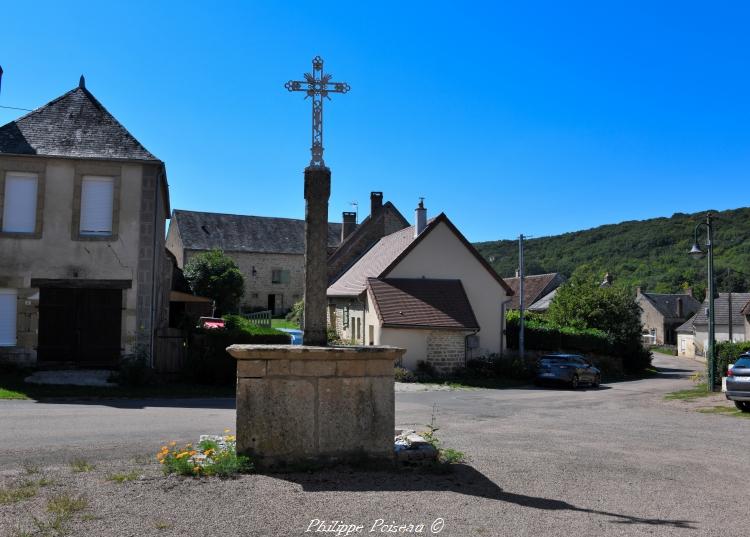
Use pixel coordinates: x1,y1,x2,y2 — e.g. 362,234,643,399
505,311,651,371
715,340,750,381
183,315,290,384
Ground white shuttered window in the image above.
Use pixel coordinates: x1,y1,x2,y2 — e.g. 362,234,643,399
0,289,17,347
80,176,114,235
2,173,38,233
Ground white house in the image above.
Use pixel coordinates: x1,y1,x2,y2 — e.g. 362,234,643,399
327,201,513,373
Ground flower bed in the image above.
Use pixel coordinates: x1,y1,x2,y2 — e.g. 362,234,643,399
157,430,253,477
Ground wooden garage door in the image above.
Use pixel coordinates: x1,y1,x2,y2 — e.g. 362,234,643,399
38,288,122,366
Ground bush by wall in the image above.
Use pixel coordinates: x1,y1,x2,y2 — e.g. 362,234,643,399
183,315,290,385
505,310,650,371
715,340,750,381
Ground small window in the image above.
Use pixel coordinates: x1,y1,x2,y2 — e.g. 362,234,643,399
2,172,38,233
0,289,17,347
271,269,290,284
80,176,114,235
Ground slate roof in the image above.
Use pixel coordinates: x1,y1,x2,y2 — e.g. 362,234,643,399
368,278,479,330
0,83,159,161
675,316,695,334
173,209,342,255
503,273,565,310
692,293,750,327
528,288,558,312
327,224,417,297
638,292,701,319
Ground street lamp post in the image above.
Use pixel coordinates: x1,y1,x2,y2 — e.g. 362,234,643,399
689,213,716,392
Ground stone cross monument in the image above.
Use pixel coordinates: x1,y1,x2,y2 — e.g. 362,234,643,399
285,56,350,345
226,58,403,470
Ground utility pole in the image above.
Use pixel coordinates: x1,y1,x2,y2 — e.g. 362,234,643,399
519,234,525,360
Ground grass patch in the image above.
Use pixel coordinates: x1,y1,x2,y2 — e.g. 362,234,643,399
69,459,95,473
697,406,750,418
47,493,87,517
21,461,41,475
0,482,38,505
664,383,713,401
271,318,299,329
0,386,30,399
106,470,140,483
154,520,174,530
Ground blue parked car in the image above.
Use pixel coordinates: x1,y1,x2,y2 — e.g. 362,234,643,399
535,353,601,389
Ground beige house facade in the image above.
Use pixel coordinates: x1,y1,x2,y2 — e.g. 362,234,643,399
0,79,170,367
635,288,700,346
328,204,513,373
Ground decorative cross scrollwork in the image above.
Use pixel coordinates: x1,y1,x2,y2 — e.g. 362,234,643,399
285,56,350,168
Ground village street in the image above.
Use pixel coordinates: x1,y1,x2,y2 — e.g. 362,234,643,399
1,354,748,536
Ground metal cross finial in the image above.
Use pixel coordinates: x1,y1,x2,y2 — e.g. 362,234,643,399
285,56,350,168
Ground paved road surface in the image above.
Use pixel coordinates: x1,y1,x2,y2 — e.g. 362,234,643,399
2,353,748,536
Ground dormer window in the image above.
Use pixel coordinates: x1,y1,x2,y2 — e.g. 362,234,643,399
79,176,114,236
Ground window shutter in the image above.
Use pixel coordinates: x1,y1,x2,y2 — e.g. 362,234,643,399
2,173,38,233
0,289,17,347
281,270,291,284
80,176,114,235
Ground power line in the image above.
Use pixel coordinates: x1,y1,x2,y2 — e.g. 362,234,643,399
0,104,33,112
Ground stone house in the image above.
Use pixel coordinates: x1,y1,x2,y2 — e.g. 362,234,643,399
635,288,701,345
166,192,406,316
502,272,565,312
166,210,342,315
0,78,170,367
327,201,514,373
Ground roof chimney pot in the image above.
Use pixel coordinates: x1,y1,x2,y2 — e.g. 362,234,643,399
341,211,357,242
370,192,383,216
414,198,427,237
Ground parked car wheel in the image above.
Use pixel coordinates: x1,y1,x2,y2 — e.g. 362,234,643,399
734,401,750,413
571,375,579,389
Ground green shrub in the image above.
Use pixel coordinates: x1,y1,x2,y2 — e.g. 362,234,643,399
285,300,303,326
115,344,153,386
182,316,290,385
715,341,750,381
394,367,417,382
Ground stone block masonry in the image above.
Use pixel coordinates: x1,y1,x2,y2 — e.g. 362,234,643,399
227,344,405,470
426,330,468,374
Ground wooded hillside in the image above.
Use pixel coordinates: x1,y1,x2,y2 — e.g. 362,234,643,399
474,207,750,299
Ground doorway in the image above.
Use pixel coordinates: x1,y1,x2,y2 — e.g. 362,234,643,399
267,294,276,315
37,288,122,366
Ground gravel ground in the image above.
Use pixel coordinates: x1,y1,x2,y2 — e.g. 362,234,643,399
1,354,748,536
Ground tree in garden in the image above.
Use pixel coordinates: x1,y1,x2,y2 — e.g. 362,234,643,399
547,271,651,371
183,249,245,316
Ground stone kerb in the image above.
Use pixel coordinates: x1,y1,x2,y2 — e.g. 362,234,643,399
227,344,405,470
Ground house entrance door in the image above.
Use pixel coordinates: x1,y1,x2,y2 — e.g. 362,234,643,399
38,288,122,366
267,294,276,315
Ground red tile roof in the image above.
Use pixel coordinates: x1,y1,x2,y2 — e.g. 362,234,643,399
368,278,479,330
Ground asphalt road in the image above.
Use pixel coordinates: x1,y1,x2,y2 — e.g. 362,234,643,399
1,353,748,536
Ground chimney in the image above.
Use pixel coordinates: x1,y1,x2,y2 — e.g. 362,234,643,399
414,198,427,237
341,212,357,242
636,286,642,296
600,272,613,287
515,269,520,278
370,192,383,216
684,287,693,298
676,297,683,318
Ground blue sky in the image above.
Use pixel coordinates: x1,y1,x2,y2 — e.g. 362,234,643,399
1,1,748,242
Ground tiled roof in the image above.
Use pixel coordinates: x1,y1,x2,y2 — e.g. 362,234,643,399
639,292,701,319
692,293,750,327
503,273,565,310
368,278,479,330
173,209,342,254
327,224,417,297
0,84,159,161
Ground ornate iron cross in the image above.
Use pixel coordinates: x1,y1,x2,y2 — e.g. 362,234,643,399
285,56,350,168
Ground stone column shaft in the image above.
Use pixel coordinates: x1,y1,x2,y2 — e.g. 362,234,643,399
303,166,331,346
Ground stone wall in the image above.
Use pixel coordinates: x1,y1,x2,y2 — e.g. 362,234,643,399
228,344,404,469
426,330,467,374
